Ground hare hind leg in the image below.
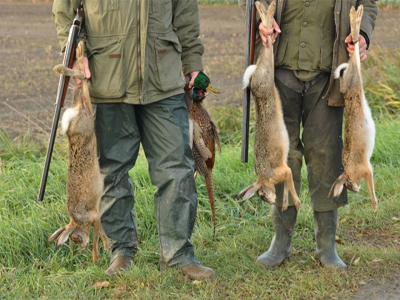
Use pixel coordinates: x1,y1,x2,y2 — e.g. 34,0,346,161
91,218,101,264
99,223,109,251
53,65,85,79
364,165,378,212
255,0,276,29
283,167,301,211
328,172,348,198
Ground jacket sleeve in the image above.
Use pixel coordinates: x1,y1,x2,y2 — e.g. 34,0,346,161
172,0,204,75
357,0,378,45
52,0,81,53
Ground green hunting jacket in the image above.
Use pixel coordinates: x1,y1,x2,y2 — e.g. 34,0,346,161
238,0,378,107
53,0,204,105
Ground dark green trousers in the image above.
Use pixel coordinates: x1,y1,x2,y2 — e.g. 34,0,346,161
274,69,347,211
95,94,198,268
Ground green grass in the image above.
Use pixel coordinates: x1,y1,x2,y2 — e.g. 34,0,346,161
377,0,400,8
1,115,399,299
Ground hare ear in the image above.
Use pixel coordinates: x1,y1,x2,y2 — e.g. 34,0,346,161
56,225,77,249
48,226,66,242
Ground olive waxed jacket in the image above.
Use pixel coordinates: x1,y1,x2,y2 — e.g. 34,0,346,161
238,0,378,107
53,0,204,105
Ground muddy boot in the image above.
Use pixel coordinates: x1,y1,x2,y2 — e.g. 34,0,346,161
256,205,297,268
105,255,134,277
314,209,347,269
180,263,216,281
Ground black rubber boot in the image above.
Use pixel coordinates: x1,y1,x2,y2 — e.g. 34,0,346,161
314,209,347,269
256,205,297,268
105,255,134,277
180,263,216,281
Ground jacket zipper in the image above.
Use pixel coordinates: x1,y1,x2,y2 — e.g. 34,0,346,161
137,0,142,102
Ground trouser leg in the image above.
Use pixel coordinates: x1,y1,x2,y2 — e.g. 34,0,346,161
301,73,347,211
137,94,198,268
95,103,139,263
270,70,347,268
274,73,304,208
274,70,347,210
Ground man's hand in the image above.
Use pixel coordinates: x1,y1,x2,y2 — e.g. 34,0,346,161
259,18,281,48
345,34,368,62
72,57,91,88
188,71,200,89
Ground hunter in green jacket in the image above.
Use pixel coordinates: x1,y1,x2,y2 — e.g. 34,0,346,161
239,0,378,269
53,0,215,280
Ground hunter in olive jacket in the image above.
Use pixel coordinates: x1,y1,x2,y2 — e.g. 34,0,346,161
238,0,378,107
53,0,205,105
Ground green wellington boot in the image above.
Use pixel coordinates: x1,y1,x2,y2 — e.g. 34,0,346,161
256,205,297,268
105,255,134,277
314,210,347,269
180,263,216,281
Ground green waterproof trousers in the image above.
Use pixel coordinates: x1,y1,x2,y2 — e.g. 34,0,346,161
274,69,348,211
95,94,199,268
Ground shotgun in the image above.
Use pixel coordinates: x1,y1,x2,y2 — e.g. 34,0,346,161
241,0,257,163
37,3,85,201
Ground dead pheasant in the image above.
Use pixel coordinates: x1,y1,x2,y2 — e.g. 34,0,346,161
184,81,221,238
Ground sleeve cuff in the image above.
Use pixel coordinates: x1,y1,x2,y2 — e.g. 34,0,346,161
360,30,370,50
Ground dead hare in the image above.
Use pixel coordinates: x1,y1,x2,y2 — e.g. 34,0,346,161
236,0,301,211
48,41,109,263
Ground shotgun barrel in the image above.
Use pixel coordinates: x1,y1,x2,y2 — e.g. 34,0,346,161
241,0,256,163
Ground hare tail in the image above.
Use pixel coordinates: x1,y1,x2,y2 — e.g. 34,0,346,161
334,63,349,79
60,107,79,135
243,65,257,89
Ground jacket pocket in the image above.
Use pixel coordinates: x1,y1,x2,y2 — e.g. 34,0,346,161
275,31,288,67
154,33,184,91
319,29,334,72
87,41,126,99
150,0,170,13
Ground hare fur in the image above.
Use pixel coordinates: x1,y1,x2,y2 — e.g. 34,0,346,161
236,0,300,211
48,41,109,263
328,5,377,212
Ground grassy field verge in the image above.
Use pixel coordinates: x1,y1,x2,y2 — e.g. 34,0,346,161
0,114,399,299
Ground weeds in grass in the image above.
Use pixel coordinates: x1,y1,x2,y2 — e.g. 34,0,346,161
363,47,400,117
